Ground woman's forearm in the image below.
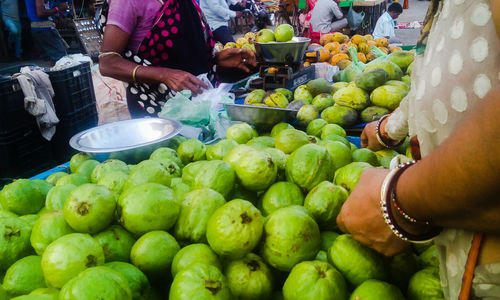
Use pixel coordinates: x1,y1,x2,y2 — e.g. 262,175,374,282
397,86,500,233
99,56,163,83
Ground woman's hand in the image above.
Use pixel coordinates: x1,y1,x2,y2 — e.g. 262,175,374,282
361,121,386,151
216,48,257,73
158,68,209,95
337,168,410,256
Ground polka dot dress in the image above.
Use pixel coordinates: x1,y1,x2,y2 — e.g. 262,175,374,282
386,0,500,298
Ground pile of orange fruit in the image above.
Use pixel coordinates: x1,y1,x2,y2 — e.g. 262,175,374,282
304,33,403,69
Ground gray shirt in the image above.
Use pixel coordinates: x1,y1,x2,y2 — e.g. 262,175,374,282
310,0,344,33
0,0,20,21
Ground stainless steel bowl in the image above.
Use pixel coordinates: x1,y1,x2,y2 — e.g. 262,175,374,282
224,103,297,130
254,37,311,64
69,118,182,163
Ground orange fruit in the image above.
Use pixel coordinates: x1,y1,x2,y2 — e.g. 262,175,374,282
332,32,345,43
318,48,331,62
357,42,369,55
338,44,349,53
375,38,389,48
357,53,367,63
320,34,334,46
351,35,367,45
378,47,389,54
364,34,374,41
303,61,311,67
329,53,349,66
337,60,352,70
366,52,377,62
324,42,340,54
367,40,377,48
389,46,402,53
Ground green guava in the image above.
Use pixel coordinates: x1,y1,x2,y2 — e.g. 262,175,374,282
231,185,259,204
364,60,403,81
350,279,405,300
274,88,293,101
93,225,136,263
97,171,128,195
3,255,46,296
283,260,347,300
45,172,68,186
262,148,287,171
321,104,359,128
261,206,321,271
316,250,328,262
0,217,32,270
275,24,294,42
59,266,132,300
304,181,348,229
172,181,191,204
270,122,294,137
122,160,172,191
19,214,39,227
41,233,105,288
312,93,334,112
329,234,388,288
69,153,91,173
45,184,77,210
63,184,116,234
419,245,439,269
177,139,207,165
389,249,421,292
293,85,313,104
320,141,352,171
30,210,74,256
90,159,129,183
0,285,7,300
55,174,88,187
105,262,151,300
256,28,275,42
275,129,309,154
207,139,239,160
171,244,221,277
297,105,319,126
223,145,254,169
185,160,236,199
29,288,59,298
76,159,100,179
334,162,372,193
306,119,328,137
150,147,183,167
257,181,304,216
387,50,414,70
247,136,275,149
320,134,350,147
370,85,407,110
0,179,47,215
264,92,289,108
244,89,266,105
130,231,180,277
169,263,231,300
165,136,188,151
174,188,226,244
206,199,264,259
234,150,277,191
225,253,273,299
285,144,334,191
321,124,346,139
226,123,258,144
407,267,444,300
352,148,380,166
332,86,369,111
320,231,340,251
117,183,179,235
361,106,390,123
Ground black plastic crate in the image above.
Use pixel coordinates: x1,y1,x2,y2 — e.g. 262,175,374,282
47,62,97,118
52,103,98,162
0,127,55,179
0,77,35,136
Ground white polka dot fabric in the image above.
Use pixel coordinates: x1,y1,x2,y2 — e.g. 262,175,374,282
384,0,500,298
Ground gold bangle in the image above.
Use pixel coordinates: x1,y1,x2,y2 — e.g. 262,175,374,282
98,51,122,59
132,65,141,83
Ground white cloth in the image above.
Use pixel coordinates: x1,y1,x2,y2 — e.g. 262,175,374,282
200,0,236,31
309,0,347,33
384,0,500,298
372,11,396,39
16,67,59,141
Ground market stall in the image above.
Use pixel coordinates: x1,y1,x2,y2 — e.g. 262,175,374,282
0,23,444,300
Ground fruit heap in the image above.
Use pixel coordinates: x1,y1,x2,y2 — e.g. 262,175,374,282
0,122,443,300
305,33,405,68
217,24,295,53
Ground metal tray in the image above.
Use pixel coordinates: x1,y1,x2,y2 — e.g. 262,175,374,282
254,37,311,64
224,103,297,130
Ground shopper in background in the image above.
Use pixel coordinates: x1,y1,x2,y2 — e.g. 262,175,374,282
0,0,22,60
309,0,347,34
201,0,241,44
372,2,402,43
338,0,500,298
24,0,69,64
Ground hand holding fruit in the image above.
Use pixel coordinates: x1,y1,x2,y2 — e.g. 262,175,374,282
361,121,386,152
216,48,257,73
336,168,409,256
158,68,208,95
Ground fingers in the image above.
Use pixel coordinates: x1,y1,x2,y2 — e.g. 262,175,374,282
361,130,368,148
336,212,347,233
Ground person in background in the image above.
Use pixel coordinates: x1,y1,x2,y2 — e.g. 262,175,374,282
309,0,347,34
201,0,241,44
372,2,402,43
229,0,249,11
24,0,69,64
0,0,22,60
338,0,500,298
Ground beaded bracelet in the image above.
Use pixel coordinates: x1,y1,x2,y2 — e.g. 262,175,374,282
380,161,442,243
376,115,405,149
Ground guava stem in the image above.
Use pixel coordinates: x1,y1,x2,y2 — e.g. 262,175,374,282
86,255,98,267
240,212,252,224
77,202,91,216
247,260,261,272
204,280,222,295
4,226,20,239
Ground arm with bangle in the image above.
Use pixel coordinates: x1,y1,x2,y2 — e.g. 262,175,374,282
337,86,500,256
35,0,69,18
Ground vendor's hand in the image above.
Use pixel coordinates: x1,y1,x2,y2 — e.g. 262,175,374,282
58,3,70,10
361,121,386,151
216,48,257,72
337,168,409,256
159,68,208,95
